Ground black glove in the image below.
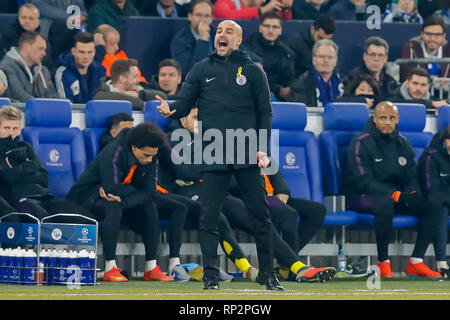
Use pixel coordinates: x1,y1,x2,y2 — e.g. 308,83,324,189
5,147,28,166
398,190,423,210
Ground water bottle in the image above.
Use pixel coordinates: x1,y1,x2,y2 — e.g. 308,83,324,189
88,251,96,285
77,249,90,285
3,249,12,284
57,250,69,285
22,249,37,285
39,249,48,285
16,248,24,285
66,250,80,286
47,249,57,285
10,248,19,284
0,249,6,284
337,246,347,278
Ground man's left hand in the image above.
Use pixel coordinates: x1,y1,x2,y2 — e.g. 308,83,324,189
257,151,270,168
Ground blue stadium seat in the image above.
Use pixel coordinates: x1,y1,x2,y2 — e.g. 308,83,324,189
0,97,11,107
396,103,433,161
319,103,370,195
437,105,450,131
21,99,86,198
83,100,133,163
271,102,357,227
144,100,175,132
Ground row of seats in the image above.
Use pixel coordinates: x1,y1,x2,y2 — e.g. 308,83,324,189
2,97,450,230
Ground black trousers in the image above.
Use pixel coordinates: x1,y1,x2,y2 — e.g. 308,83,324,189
347,194,439,262
91,199,159,261
200,166,273,280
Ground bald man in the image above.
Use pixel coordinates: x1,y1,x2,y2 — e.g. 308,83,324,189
342,101,442,279
157,20,284,290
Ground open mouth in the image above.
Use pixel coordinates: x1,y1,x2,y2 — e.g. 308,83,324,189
218,39,228,50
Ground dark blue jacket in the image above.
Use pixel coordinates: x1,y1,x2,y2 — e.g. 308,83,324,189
54,50,106,104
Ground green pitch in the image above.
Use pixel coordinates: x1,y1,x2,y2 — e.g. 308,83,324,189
0,278,449,300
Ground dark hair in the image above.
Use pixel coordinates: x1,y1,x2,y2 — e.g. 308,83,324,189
107,112,134,131
407,67,431,83
261,11,282,23
190,0,213,13
110,59,138,83
73,32,94,47
313,14,336,35
422,14,446,32
344,73,381,97
364,36,389,55
158,58,182,75
18,31,45,48
442,124,450,140
126,122,166,148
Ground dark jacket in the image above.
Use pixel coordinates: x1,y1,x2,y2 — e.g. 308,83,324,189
400,35,450,82
292,0,328,20
92,78,166,110
286,28,314,78
54,50,106,104
344,64,399,99
170,25,214,78
66,128,157,209
289,67,343,107
86,0,140,32
341,116,420,196
246,32,296,101
169,49,272,172
329,0,368,20
0,136,50,203
417,131,450,208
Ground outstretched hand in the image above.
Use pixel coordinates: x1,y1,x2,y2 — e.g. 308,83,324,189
156,95,176,118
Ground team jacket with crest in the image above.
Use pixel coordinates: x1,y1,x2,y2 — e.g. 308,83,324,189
341,116,420,196
417,131,450,207
169,49,272,172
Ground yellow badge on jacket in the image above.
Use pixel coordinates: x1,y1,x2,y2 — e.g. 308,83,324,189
236,67,246,86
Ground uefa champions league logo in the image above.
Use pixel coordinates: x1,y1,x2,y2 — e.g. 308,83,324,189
81,228,88,239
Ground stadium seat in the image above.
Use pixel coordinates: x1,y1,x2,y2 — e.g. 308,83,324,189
396,103,433,161
318,103,418,228
83,100,133,163
271,102,357,227
144,100,175,132
437,105,450,131
21,99,86,198
0,97,11,107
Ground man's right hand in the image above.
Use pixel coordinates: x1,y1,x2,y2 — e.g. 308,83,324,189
198,22,211,41
99,187,121,203
260,0,283,14
156,95,176,118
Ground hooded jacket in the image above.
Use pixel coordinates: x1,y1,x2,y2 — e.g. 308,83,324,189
246,32,296,101
66,128,157,210
341,116,420,196
286,27,314,78
169,49,272,172
417,130,450,207
0,47,59,102
54,50,106,104
400,35,450,82
0,136,50,203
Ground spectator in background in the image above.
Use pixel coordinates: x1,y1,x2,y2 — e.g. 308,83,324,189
0,69,13,101
54,32,106,104
416,125,450,279
388,67,449,113
400,15,449,86
94,24,148,83
31,0,89,62
134,0,188,17
287,14,335,77
382,0,424,23
329,0,368,21
213,0,293,20
92,59,166,110
170,0,214,78
288,39,343,107
344,36,398,99
86,0,140,33
1,3,53,70
342,101,442,279
246,12,295,101
0,31,59,103
335,73,381,108
148,59,182,99
292,0,328,20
